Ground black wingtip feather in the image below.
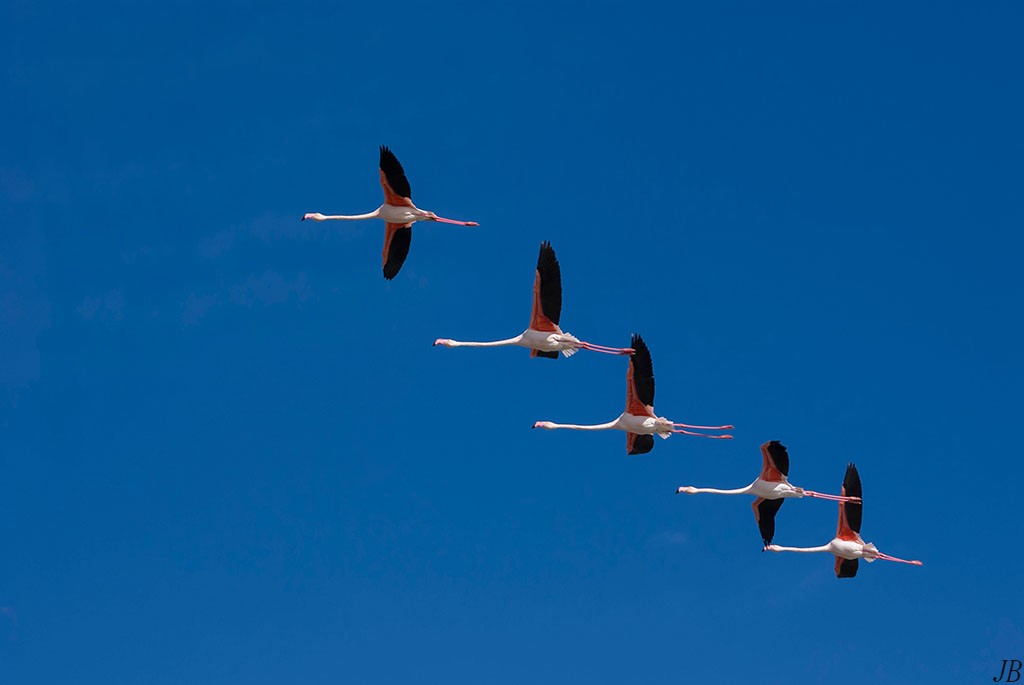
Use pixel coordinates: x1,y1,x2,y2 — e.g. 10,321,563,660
536,241,562,326
630,333,648,356
842,462,863,534
629,333,655,407
383,226,412,280
764,440,790,477
379,145,412,199
628,434,655,455
756,498,785,545
843,463,862,498
836,557,859,578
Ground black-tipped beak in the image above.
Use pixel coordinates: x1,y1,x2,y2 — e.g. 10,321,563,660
301,215,306,221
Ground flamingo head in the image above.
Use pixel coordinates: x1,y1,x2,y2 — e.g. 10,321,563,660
532,421,555,430
432,338,455,348
676,486,697,495
302,212,325,221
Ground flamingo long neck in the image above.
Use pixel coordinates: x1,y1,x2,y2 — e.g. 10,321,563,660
770,544,833,554
687,485,753,496
318,209,381,220
544,420,620,431
445,336,523,348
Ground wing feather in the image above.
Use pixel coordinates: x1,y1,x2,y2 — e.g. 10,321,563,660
382,223,412,280
626,334,655,415
379,145,414,207
530,241,562,332
627,432,655,455
836,462,863,540
759,440,790,481
753,497,785,545
835,557,859,578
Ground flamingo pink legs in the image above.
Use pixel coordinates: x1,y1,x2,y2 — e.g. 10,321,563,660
874,551,923,566
671,429,734,438
432,216,479,226
670,422,733,439
578,341,635,355
802,490,863,503
674,422,734,430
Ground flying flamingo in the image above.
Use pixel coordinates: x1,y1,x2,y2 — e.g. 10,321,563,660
432,241,634,358
302,146,479,280
764,463,922,577
532,334,733,454
675,440,862,545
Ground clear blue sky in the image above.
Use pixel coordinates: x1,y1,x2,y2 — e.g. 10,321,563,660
2,2,1022,683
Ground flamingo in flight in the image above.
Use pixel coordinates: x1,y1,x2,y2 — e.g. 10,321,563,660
532,334,733,454
433,241,633,358
675,440,862,546
302,146,479,280
764,463,922,577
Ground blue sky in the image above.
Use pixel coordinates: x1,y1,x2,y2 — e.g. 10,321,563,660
2,2,1022,683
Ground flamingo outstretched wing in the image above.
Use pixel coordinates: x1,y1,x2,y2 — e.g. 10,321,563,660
835,557,859,578
627,432,654,455
379,146,414,207
834,463,864,578
529,241,562,333
836,463,863,540
626,333,655,417
753,497,785,546
382,223,412,280
759,440,790,482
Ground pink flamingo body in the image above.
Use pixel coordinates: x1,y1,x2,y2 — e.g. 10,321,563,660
533,334,733,454
303,146,478,280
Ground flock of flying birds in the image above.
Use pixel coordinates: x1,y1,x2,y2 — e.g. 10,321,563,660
303,146,923,578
